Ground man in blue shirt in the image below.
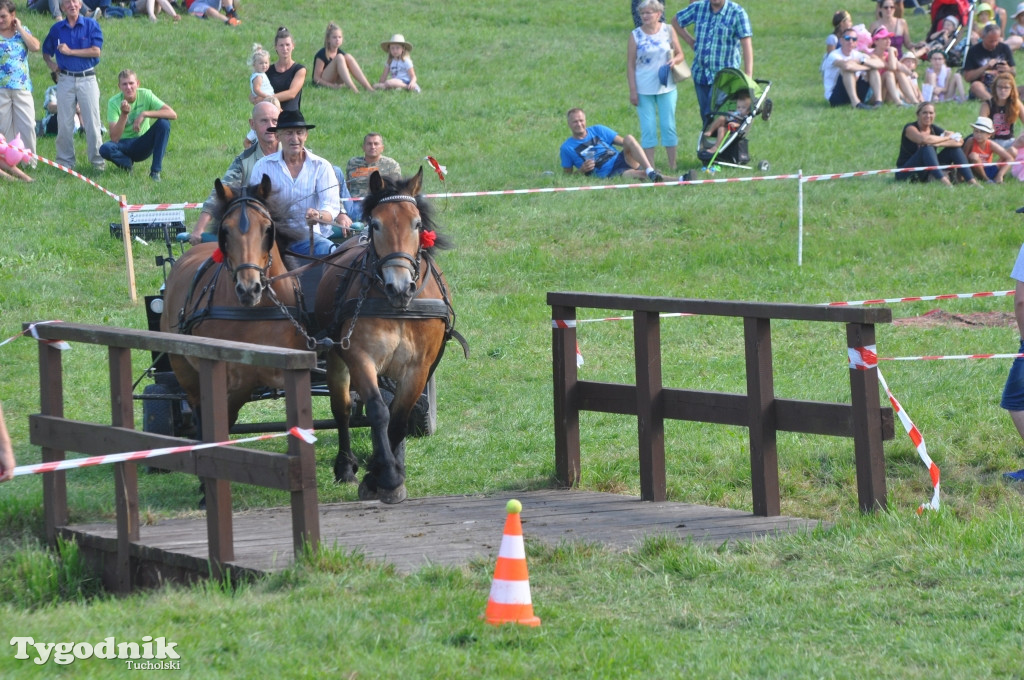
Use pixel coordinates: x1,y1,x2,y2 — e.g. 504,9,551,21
673,0,753,124
41,0,104,171
560,108,661,182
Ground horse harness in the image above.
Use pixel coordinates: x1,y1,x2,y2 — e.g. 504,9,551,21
328,195,469,359
175,194,312,346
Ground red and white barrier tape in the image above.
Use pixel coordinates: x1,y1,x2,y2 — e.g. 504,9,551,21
881,352,1024,362
0,321,68,350
11,426,317,478
850,345,940,513
28,151,124,206
825,289,1014,307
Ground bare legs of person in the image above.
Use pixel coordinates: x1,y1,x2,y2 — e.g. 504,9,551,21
620,134,661,180
322,54,374,92
842,69,882,108
643,145,677,172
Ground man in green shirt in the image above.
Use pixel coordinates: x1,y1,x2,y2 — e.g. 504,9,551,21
99,69,177,180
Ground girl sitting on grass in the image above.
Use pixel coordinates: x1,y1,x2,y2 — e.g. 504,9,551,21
374,34,420,92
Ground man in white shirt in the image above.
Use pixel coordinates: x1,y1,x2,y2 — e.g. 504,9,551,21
249,110,341,257
822,28,884,109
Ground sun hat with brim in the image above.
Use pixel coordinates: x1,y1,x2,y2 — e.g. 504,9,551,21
381,34,413,53
971,116,995,134
871,26,894,45
1015,2,1024,19
976,3,994,16
267,109,316,132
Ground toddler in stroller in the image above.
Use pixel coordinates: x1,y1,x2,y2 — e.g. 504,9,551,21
693,68,772,173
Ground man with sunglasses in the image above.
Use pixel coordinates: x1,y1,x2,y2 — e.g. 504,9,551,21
822,28,885,109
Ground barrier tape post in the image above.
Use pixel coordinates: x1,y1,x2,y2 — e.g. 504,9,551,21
848,345,940,514
119,194,138,304
797,168,804,267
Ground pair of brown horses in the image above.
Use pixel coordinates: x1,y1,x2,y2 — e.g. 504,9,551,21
160,169,457,504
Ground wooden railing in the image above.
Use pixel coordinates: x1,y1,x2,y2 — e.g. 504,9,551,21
27,322,319,592
548,293,896,515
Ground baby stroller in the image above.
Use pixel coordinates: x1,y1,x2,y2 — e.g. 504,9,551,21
928,0,974,66
693,68,773,174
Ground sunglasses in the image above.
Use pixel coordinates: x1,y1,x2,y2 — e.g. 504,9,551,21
843,35,858,41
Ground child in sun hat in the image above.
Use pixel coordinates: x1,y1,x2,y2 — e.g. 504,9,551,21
963,115,1014,182
374,33,420,92
1006,3,1024,51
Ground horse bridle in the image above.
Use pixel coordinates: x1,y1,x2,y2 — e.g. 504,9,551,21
220,194,276,287
367,194,423,289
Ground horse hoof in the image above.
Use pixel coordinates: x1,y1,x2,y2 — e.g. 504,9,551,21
357,479,378,501
378,484,407,505
334,462,359,485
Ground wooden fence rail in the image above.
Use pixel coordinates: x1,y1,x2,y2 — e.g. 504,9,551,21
548,293,896,515
26,322,319,592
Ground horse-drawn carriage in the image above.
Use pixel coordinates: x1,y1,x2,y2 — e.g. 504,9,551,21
131,169,462,503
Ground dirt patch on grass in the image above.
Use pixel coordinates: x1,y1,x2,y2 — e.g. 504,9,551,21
891,310,1016,329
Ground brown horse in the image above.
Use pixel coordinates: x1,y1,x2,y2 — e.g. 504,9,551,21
315,168,462,504
160,175,310,432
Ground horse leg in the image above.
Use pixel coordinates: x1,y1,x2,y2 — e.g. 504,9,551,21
326,352,359,483
349,359,406,504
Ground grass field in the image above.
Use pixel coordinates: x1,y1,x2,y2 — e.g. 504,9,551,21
2,1,1024,677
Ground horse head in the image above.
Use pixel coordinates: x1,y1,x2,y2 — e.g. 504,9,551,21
214,174,277,307
364,167,429,310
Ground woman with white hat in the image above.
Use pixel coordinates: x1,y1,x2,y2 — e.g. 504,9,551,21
374,33,420,92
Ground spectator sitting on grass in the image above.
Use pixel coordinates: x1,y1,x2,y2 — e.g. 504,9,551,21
822,27,885,109
963,115,1014,183
560,107,662,182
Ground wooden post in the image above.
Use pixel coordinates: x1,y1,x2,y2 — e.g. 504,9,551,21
199,358,233,573
745,317,780,516
847,323,887,512
109,347,139,593
119,196,138,304
285,368,319,557
633,311,665,501
38,340,67,546
551,304,581,489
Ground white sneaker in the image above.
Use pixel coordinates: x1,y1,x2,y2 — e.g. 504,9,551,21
93,8,102,18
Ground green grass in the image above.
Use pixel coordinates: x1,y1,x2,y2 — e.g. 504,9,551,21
2,1,1024,677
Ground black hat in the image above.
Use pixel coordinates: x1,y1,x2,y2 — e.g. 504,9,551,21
267,109,316,132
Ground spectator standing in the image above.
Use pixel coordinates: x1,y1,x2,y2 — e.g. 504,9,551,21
962,24,1015,102
267,26,305,112
345,132,401,220
41,0,104,172
672,0,753,124
0,0,41,159
628,0,683,171
99,69,176,181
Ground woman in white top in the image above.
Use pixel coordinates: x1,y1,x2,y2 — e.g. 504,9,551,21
627,0,684,171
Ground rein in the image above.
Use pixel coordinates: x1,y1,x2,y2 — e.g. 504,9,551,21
367,194,423,293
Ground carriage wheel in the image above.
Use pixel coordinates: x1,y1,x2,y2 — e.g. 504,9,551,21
761,99,773,121
408,375,438,437
757,160,771,173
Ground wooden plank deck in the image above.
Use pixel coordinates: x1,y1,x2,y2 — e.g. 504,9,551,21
62,490,823,585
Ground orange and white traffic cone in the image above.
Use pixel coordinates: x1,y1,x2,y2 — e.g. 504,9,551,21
484,499,540,627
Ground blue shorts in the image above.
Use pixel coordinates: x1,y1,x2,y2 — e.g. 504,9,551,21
1001,339,1024,410
601,151,630,178
984,165,998,180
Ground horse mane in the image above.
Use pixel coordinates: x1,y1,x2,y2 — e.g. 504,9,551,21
361,173,452,254
209,180,305,256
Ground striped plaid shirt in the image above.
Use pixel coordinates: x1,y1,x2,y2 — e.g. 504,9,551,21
250,147,341,238
675,0,752,85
